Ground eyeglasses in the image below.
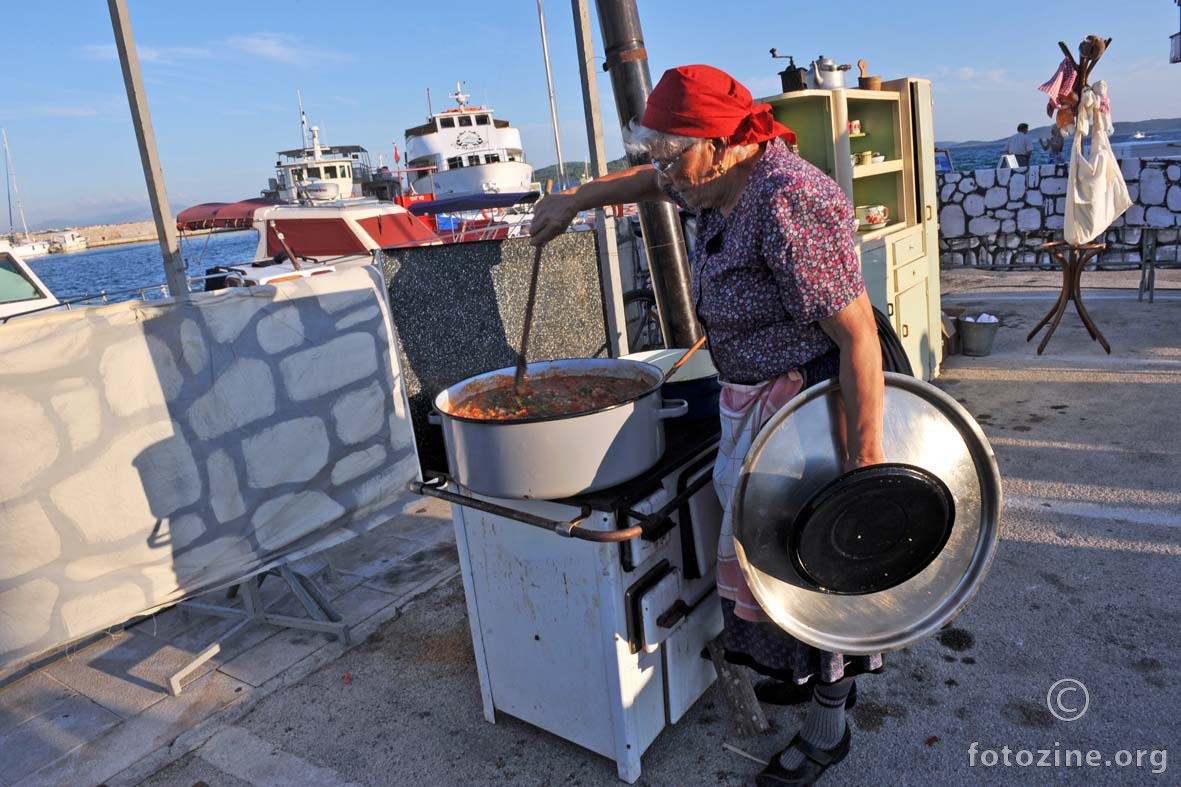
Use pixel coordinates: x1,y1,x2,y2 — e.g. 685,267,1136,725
650,145,694,176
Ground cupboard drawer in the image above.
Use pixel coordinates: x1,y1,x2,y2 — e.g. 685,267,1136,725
893,257,926,291
891,227,925,267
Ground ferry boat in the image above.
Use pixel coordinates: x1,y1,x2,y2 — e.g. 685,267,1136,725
402,83,536,199
261,124,399,205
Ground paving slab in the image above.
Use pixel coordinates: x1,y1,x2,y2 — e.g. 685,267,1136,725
127,278,1180,787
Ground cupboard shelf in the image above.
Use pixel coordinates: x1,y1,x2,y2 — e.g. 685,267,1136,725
852,160,903,178
759,79,941,380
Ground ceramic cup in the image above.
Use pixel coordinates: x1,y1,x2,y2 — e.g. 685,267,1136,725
855,204,889,227
848,119,861,134
856,151,873,166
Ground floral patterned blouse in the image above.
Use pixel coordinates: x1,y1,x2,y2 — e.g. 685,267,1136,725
669,138,864,383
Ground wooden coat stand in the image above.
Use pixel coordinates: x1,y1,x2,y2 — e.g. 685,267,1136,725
1027,35,1115,355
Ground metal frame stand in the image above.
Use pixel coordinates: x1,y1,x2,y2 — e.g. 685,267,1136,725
1140,230,1156,303
166,565,350,695
1027,241,1111,355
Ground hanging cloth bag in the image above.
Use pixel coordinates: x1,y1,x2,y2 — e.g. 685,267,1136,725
1064,82,1131,246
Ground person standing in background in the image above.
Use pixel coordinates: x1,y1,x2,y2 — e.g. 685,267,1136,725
1006,122,1034,166
1040,128,1065,165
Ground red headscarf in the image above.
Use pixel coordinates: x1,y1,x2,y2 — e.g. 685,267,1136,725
641,64,797,147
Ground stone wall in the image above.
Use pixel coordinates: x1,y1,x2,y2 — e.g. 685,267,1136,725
0,267,420,669
937,158,1181,269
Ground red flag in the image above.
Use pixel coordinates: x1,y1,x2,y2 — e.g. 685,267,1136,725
393,143,400,163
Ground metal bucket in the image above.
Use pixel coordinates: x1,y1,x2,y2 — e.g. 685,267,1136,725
958,317,1000,357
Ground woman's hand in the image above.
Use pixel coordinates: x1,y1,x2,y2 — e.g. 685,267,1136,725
529,192,582,246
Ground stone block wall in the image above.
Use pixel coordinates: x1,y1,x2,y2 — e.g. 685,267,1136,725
937,158,1181,269
0,267,420,669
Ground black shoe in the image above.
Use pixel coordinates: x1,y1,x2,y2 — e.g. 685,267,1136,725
756,724,851,786
754,679,857,709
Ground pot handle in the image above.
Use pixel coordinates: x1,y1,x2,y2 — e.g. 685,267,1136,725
658,399,689,419
427,409,442,425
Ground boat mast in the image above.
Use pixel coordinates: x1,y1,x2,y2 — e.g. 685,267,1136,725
2,130,11,237
1,129,34,242
536,0,567,190
297,89,310,151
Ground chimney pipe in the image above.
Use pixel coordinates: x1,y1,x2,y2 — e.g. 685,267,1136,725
594,0,702,348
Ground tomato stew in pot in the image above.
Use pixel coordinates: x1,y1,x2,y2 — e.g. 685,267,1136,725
450,374,651,421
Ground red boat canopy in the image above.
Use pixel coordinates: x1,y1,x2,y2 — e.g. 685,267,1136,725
176,198,283,231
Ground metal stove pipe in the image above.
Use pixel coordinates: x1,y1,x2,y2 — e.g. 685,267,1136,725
594,0,702,348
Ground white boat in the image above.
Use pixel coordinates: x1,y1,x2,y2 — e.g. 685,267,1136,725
1132,131,1147,139
261,122,389,205
177,193,442,288
48,229,88,254
0,247,60,322
403,83,536,199
2,129,51,258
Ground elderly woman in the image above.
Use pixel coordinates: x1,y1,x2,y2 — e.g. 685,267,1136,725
529,64,885,785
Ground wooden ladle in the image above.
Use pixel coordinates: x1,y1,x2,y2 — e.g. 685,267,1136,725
661,335,708,384
857,59,882,91
514,243,545,393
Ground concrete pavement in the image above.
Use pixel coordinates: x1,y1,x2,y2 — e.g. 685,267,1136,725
4,270,1179,787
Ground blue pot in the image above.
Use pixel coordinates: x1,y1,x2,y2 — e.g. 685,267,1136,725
623,349,720,420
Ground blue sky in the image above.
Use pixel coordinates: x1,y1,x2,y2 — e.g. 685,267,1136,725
2,1,1179,228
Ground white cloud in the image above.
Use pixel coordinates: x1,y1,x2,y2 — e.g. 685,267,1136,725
78,43,211,64
29,107,99,118
224,33,351,65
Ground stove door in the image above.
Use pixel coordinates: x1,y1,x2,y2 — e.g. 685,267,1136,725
665,591,723,723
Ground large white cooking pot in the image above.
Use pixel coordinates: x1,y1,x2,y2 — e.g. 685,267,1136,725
432,358,687,499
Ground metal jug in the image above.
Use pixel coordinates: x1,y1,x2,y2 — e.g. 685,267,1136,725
808,55,850,89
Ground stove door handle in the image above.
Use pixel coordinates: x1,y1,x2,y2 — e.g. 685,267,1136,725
656,599,690,629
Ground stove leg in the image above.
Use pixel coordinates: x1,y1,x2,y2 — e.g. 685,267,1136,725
705,635,768,736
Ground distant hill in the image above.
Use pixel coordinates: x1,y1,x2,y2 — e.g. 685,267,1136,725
533,157,631,183
939,116,1181,148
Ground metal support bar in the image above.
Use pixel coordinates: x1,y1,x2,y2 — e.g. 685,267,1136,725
166,567,350,696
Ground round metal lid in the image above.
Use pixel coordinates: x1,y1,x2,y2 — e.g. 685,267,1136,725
732,372,1002,655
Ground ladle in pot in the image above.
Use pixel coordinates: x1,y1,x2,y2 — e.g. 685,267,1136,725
514,243,545,393
662,335,708,384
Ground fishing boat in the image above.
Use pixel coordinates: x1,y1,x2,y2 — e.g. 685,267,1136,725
402,83,536,200
176,192,442,288
1133,130,1147,139
48,229,88,254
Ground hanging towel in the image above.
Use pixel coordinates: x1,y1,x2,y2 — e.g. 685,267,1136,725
1064,84,1131,246
1038,58,1077,113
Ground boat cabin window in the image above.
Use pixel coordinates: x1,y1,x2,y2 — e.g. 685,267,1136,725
505,149,523,162
408,156,433,170
485,153,501,163
343,165,351,178
476,115,491,126
0,257,44,305
323,165,338,178
458,116,473,127
467,155,481,166
440,117,456,129
447,156,465,170
307,167,322,179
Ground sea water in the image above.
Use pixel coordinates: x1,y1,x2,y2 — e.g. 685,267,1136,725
945,129,1181,172
29,230,258,304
